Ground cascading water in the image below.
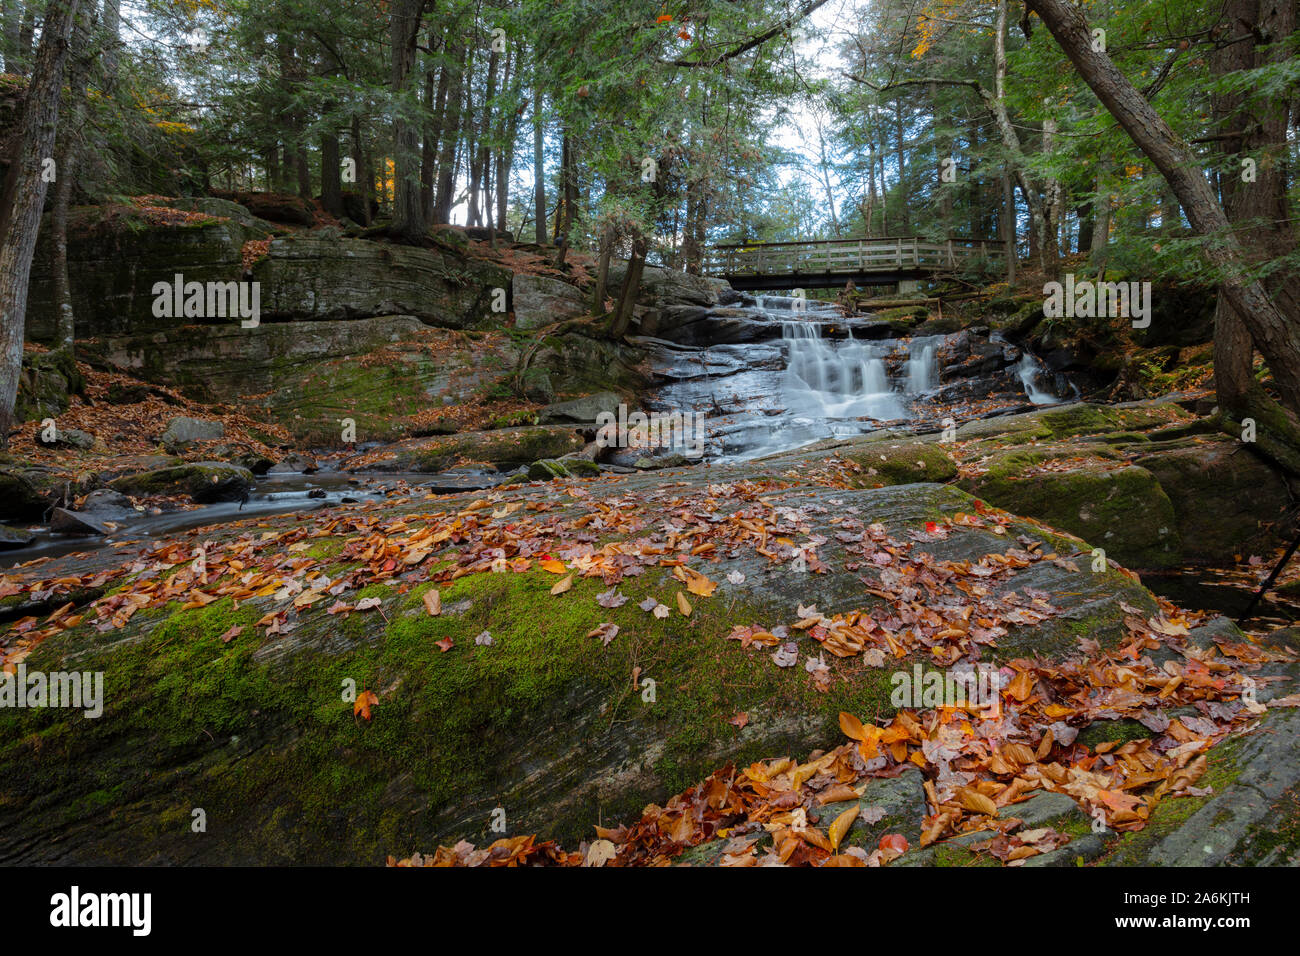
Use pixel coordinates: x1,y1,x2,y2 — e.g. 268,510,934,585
639,295,1077,463
782,322,906,420
905,338,939,394
1018,352,1064,405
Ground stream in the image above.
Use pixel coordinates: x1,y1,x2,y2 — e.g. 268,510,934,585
636,295,1075,461
0,472,422,569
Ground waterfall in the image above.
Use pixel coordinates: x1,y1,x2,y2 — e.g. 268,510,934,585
1018,353,1061,405
781,321,906,420
905,338,939,394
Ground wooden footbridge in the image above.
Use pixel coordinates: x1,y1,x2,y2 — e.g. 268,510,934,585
702,236,1007,291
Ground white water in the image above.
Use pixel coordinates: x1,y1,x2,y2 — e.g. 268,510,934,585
781,321,907,420
1018,353,1061,405
905,338,939,394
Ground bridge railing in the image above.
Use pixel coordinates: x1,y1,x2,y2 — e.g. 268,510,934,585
702,236,1006,277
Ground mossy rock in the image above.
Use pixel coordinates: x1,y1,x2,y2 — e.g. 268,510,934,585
14,349,84,423
350,425,586,473
960,462,1180,569
0,471,54,521
0,470,1183,864
842,437,958,486
108,462,253,503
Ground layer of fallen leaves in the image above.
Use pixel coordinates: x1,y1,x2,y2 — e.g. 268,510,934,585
9,347,290,475
2,457,1292,868
395,610,1294,866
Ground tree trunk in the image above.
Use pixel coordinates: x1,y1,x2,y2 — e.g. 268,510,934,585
351,116,371,226
432,39,467,226
1206,0,1296,414
320,124,342,217
532,83,546,243
389,0,428,241
100,0,118,87
592,222,615,312
15,2,34,75
468,44,498,229
1025,0,1300,416
1002,170,1017,284
50,2,90,358
1090,168,1110,273
611,233,647,339
419,64,438,215
1040,114,1060,276
3,0,24,73
495,47,518,233
0,0,80,443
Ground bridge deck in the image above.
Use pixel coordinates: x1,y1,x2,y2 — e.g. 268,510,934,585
703,236,1006,290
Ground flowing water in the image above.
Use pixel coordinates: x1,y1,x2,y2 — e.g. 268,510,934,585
644,296,1072,461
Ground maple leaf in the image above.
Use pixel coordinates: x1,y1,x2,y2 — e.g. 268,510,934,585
354,689,379,721
584,839,618,867
596,587,628,608
727,712,749,730
682,568,716,597
436,637,455,652
878,833,909,862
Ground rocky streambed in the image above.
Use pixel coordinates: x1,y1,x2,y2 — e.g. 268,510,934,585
1,431,1297,866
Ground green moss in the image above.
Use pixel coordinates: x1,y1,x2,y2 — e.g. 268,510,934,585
933,843,1000,867
959,462,1181,569
1076,719,1156,750
844,439,958,486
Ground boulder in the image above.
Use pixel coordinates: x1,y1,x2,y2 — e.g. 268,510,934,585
158,197,277,236
608,262,726,309
87,315,427,401
344,426,587,473
269,455,319,475
27,209,252,340
0,524,33,550
208,190,315,226
49,507,111,536
511,274,589,330
0,456,1201,863
14,350,84,423
108,462,253,504
160,416,225,451
0,469,60,521
527,457,601,480
538,391,622,425
78,489,138,521
36,427,95,450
